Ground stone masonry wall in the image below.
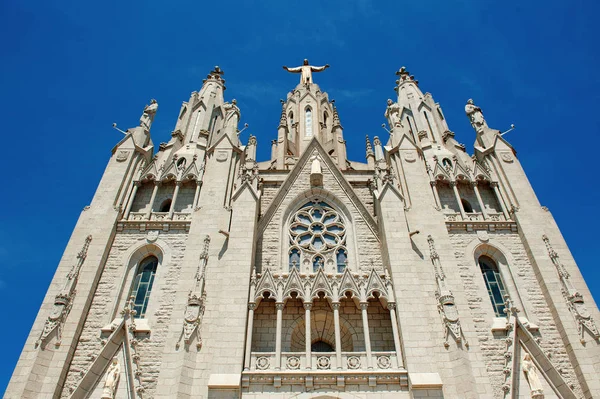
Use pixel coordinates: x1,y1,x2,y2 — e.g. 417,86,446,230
449,230,582,398
60,229,189,397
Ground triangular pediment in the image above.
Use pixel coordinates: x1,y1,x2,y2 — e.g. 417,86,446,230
283,267,305,301
472,161,491,181
257,138,379,241
337,267,360,299
310,267,334,300
432,161,451,181
254,268,278,301
206,131,242,155
452,160,471,181
365,269,388,300
141,159,160,181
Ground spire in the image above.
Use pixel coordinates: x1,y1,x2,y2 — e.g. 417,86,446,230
278,99,287,128
366,135,375,168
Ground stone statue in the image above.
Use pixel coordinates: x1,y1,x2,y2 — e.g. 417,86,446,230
222,99,240,130
385,99,401,128
522,353,544,398
283,59,330,85
465,99,486,131
102,358,120,399
140,99,158,131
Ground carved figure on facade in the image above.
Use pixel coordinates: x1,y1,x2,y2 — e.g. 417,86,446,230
427,235,467,347
101,358,120,399
140,99,158,131
385,99,402,128
223,99,240,130
283,59,330,85
522,353,544,398
37,235,92,347
542,235,599,343
465,99,487,132
178,235,210,349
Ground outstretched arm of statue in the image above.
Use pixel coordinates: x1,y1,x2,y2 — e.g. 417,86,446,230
283,66,302,73
310,64,330,72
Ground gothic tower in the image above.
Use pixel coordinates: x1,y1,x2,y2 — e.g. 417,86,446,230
6,62,600,399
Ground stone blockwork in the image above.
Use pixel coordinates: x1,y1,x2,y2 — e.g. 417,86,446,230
449,230,582,398
60,229,189,397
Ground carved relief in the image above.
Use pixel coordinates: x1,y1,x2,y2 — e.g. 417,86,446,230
101,358,120,399
37,235,92,347
116,150,130,162
543,235,599,343
178,235,210,349
427,235,467,347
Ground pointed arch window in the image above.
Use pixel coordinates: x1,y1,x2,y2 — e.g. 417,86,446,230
461,198,473,213
305,107,313,137
289,200,347,273
131,256,158,318
479,256,508,317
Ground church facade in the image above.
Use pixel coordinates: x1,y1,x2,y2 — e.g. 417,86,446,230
6,62,600,399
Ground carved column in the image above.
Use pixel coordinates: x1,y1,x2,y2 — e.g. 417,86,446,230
472,181,488,220
192,180,201,209
387,303,402,368
332,302,342,369
146,180,160,220
304,303,312,369
430,181,442,210
168,181,182,220
451,181,466,220
360,302,373,369
123,182,140,220
491,182,510,220
275,302,284,369
244,303,256,370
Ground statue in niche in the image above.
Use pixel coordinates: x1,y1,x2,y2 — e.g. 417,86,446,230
283,59,330,85
465,99,487,131
522,353,544,398
222,99,240,130
102,358,121,399
385,99,401,128
140,99,158,131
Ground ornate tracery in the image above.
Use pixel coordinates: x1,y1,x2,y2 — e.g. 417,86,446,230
288,200,348,273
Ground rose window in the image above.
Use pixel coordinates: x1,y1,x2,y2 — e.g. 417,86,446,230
289,201,348,273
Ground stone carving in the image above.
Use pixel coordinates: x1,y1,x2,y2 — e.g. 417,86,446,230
216,151,229,162
116,150,130,162
316,356,331,370
501,152,514,163
37,235,92,347
427,235,467,347
522,353,544,398
385,99,401,128
543,235,599,343
286,356,301,370
283,59,330,85
347,356,361,369
101,358,120,399
223,99,240,131
465,99,487,132
120,296,145,395
140,99,158,131
256,356,270,370
178,235,210,349
377,355,391,369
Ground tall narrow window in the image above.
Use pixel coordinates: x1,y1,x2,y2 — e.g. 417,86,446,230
323,112,328,127
424,111,436,142
131,256,158,318
479,256,507,317
289,111,294,125
461,199,473,213
305,108,313,137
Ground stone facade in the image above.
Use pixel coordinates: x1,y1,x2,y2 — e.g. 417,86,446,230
5,63,600,399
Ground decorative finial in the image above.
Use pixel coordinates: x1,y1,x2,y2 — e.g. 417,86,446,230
395,66,419,86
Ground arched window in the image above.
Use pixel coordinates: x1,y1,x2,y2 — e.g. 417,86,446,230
479,256,508,317
461,198,473,213
289,200,347,273
288,111,294,125
442,158,452,169
311,340,334,352
131,256,158,318
305,107,313,137
159,199,172,212
323,112,328,126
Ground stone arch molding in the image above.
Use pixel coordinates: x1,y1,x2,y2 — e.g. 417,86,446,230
279,188,360,273
464,235,535,324
109,236,173,322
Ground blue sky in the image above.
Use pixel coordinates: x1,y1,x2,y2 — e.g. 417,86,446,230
1,0,599,393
